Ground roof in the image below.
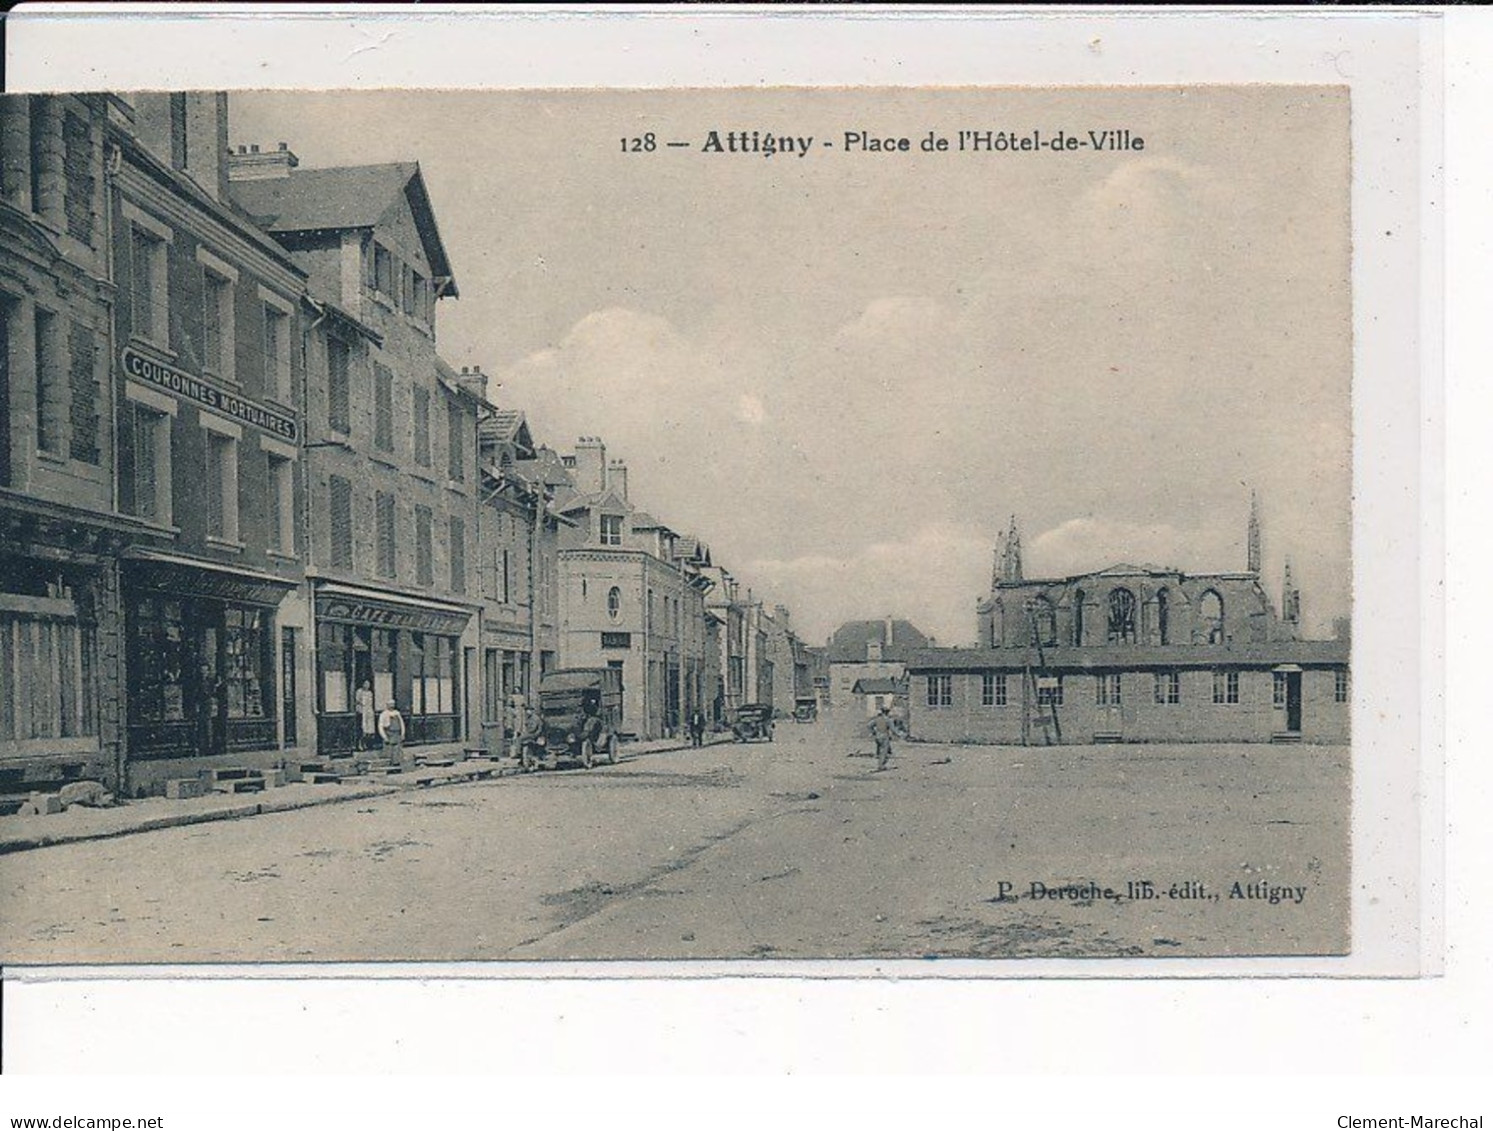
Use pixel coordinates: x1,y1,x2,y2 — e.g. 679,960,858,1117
851,677,903,695
630,512,674,533
229,162,458,295
826,619,931,663
906,640,1350,673
557,489,631,515
479,408,535,458
517,447,575,491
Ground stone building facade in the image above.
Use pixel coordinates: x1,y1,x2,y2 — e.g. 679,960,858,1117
909,509,1350,746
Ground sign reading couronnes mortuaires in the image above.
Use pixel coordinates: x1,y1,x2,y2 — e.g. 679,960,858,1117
121,346,299,443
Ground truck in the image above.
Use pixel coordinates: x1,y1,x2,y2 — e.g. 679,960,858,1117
519,667,624,771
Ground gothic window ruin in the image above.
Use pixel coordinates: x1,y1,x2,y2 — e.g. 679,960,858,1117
1198,590,1225,644
1031,597,1057,647
1107,588,1137,645
1155,588,1171,645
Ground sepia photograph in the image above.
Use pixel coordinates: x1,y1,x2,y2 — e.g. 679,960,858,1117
0,83,1356,965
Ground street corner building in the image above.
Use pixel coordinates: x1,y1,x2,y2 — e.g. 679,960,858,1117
907,505,1350,747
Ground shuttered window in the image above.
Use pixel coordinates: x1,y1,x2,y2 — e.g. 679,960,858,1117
329,475,353,569
373,363,394,453
62,110,95,245
0,606,92,743
446,400,465,482
327,337,351,435
450,515,466,594
376,491,397,579
415,504,433,585
413,386,431,467
33,308,62,455
68,321,99,464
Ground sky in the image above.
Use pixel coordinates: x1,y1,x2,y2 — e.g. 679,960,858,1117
232,88,1351,646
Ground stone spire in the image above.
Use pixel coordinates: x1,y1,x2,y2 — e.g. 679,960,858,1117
1003,515,1024,583
1282,559,1301,625
1247,490,1262,576
992,531,1008,590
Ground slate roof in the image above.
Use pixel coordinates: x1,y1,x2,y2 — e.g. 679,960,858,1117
480,408,534,457
851,678,903,696
229,162,457,294
826,619,931,663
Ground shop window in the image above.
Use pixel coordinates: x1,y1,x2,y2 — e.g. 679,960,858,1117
0,601,92,742
267,452,294,555
128,597,189,724
1154,672,1180,705
129,224,168,347
926,674,952,708
329,475,353,569
204,427,239,543
1199,590,1225,644
1212,669,1239,705
223,606,269,719
263,302,292,403
1096,673,1122,706
1335,669,1349,703
33,307,63,456
373,363,394,453
62,110,95,246
415,504,434,585
450,515,466,594
600,514,623,546
413,385,431,467
410,633,457,716
130,402,172,525
327,336,351,435
1107,588,1137,645
68,321,99,464
376,491,397,579
318,622,349,713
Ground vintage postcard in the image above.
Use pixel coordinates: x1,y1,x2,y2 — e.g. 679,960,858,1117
0,80,1386,970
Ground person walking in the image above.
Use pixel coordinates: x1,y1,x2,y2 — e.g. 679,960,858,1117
354,680,377,752
870,705,894,772
688,707,706,748
377,699,408,772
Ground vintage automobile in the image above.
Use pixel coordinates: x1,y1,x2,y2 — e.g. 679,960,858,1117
792,697,818,723
731,703,776,743
520,668,623,770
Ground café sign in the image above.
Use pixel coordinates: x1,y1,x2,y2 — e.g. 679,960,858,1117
122,346,299,443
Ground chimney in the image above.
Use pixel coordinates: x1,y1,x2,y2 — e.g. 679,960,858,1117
573,436,607,496
227,138,301,182
130,92,233,201
456,364,488,402
608,459,629,501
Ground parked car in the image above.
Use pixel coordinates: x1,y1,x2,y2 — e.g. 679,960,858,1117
521,668,623,770
731,703,776,743
792,697,818,723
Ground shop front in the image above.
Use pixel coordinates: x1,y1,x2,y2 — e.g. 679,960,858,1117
313,583,473,757
121,553,294,779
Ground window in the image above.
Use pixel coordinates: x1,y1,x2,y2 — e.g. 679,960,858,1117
1212,670,1240,705
223,606,269,719
201,267,234,380
1155,588,1171,645
450,515,466,594
203,426,239,543
447,400,465,482
982,673,995,707
376,492,397,579
1154,672,1181,705
66,321,99,464
129,224,167,346
33,308,62,455
600,514,623,546
494,546,510,604
926,674,952,708
601,632,631,650
413,386,431,467
646,589,654,633
1273,672,1288,709
1096,673,1123,706
263,302,291,403
402,267,415,315
1335,669,1349,704
410,633,457,717
327,337,351,435
130,402,171,524
415,504,434,585
607,586,621,621
373,242,394,297
1199,590,1225,645
267,452,294,554
62,110,95,245
373,363,394,453
1036,677,1064,708
1032,597,1058,647
413,273,429,323
1073,589,1086,646
1107,588,1137,645
329,475,353,570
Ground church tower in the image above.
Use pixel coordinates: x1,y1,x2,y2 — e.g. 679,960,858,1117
1003,515,1024,583
1247,490,1262,576
1282,559,1301,626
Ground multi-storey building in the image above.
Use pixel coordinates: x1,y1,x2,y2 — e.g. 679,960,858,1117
824,617,929,708
1,93,145,793
108,95,313,792
554,437,710,739
228,146,482,760
907,505,1350,746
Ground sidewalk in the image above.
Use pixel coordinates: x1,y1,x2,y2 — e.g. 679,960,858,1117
0,733,734,856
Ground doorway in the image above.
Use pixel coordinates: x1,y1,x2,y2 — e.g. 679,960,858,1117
1286,670,1303,733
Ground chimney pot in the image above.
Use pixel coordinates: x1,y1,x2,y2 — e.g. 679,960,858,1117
278,141,288,151
250,144,260,153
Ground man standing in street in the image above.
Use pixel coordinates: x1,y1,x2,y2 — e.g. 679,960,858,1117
378,699,408,772
870,705,894,772
689,706,706,748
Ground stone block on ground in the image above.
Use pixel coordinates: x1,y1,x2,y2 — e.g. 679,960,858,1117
260,768,287,788
58,780,108,808
210,777,265,795
164,778,206,800
19,792,64,817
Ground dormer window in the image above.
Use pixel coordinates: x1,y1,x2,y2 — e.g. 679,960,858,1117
600,514,623,546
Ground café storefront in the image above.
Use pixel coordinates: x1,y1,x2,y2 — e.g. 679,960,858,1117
313,582,473,757
121,551,294,774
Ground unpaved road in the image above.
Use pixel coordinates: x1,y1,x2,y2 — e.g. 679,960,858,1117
0,710,1348,963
